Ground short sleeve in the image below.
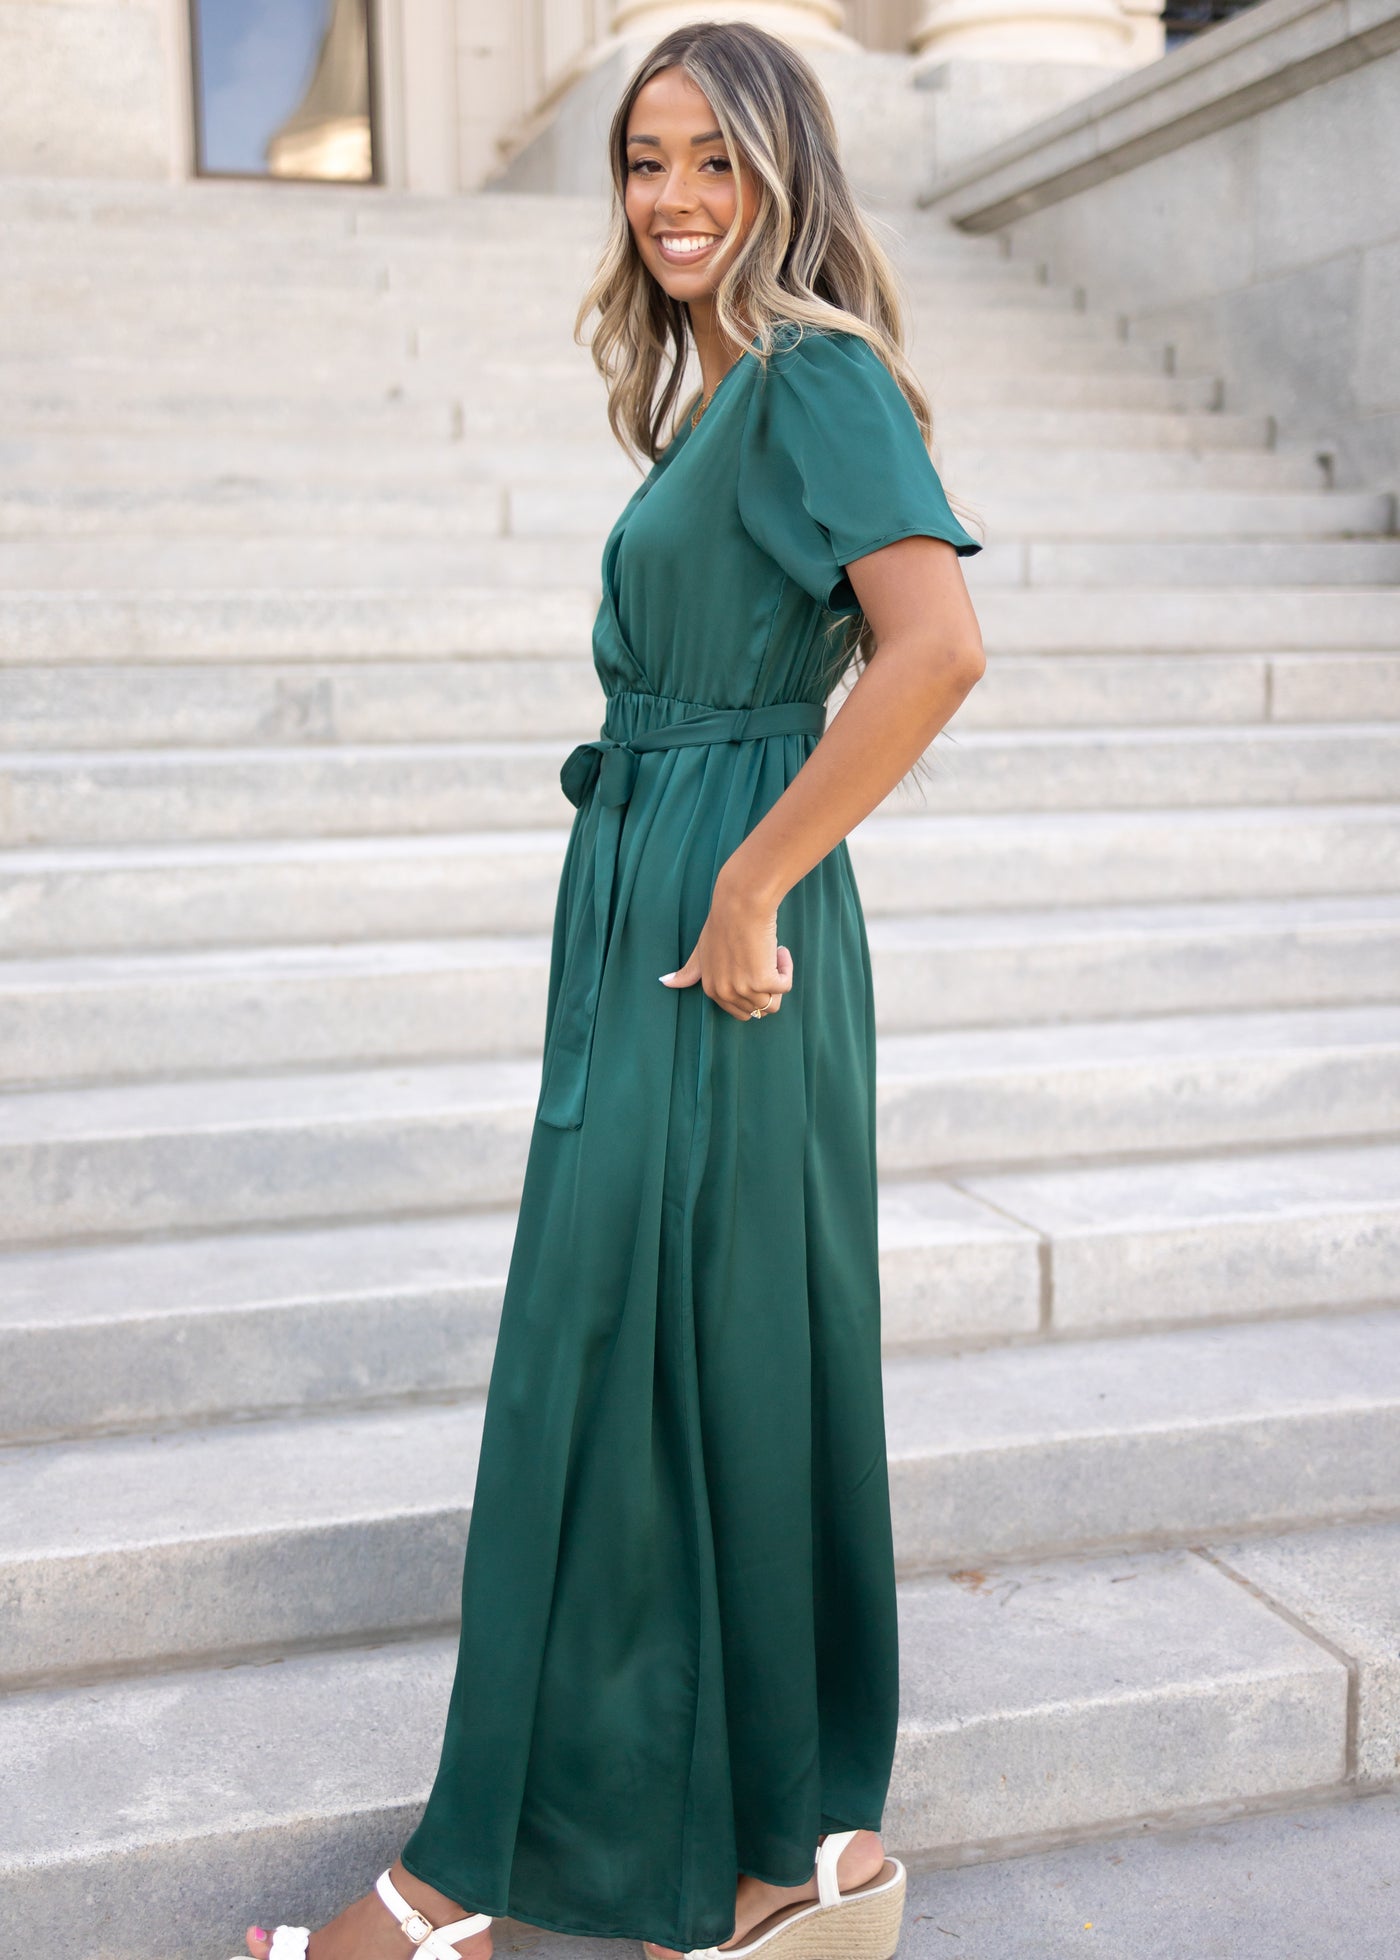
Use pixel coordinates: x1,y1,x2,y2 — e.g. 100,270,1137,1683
737,326,982,613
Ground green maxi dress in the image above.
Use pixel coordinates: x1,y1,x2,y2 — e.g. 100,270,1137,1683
399,322,983,1950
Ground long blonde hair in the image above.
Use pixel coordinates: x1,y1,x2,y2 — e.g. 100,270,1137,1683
574,19,981,695
572,24,933,460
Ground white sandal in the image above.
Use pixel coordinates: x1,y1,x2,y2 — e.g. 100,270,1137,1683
229,1866,493,1960
642,1829,906,1960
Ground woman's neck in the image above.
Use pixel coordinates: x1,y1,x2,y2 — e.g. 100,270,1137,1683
689,300,754,400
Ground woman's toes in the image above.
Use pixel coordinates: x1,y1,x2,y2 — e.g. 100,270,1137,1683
246,1926,272,1958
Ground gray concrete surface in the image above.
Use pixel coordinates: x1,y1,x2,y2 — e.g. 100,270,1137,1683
493,1790,1400,1960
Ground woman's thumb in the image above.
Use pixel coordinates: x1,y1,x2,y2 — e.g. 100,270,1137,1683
659,946,702,987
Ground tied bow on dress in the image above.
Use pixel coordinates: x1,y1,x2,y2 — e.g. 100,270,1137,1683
536,700,826,1131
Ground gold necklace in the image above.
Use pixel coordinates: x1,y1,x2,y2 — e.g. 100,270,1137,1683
690,350,741,429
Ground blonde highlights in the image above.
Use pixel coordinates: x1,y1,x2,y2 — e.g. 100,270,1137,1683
579,20,933,455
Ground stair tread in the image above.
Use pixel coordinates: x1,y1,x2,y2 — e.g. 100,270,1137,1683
5,1307,1400,1565
0,1529,1359,1875
4,891,1399,987
3,1004,1397,1141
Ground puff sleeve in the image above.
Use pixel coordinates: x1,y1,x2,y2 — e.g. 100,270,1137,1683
737,326,982,614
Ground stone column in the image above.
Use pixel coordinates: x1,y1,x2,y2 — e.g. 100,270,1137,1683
911,0,1135,65
608,1,858,50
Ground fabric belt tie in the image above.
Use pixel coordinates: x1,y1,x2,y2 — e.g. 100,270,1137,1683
537,700,827,1131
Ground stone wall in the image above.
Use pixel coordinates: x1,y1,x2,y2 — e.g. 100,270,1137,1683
922,0,1400,489
0,0,179,177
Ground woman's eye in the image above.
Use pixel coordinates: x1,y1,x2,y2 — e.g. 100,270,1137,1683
627,155,731,175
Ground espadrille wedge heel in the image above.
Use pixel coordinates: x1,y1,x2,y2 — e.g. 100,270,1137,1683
643,1829,906,1960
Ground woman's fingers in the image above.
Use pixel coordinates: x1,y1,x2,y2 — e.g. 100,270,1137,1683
660,901,794,1021
717,945,794,1022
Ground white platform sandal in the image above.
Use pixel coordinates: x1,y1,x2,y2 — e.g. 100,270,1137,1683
642,1829,906,1960
229,1866,493,1960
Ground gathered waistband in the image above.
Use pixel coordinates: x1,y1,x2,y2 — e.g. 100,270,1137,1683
560,699,827,811
537,697,827,1131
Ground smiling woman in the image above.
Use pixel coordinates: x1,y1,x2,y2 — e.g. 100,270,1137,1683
230,22,984,1960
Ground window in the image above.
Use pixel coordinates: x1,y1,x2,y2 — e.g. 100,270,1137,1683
190,0,377,182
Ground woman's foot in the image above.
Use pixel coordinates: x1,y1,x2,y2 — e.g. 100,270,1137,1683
243,1860,492,1960
642,1830,887,1959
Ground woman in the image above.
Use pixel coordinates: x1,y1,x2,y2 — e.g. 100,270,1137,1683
237,21,983,1960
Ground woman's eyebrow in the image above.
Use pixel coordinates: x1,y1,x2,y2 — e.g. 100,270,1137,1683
626,131,724,146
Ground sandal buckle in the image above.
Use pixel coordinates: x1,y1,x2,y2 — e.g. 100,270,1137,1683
401,1908,435,1943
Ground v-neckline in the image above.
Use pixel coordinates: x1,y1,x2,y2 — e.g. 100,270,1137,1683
657,332,763,474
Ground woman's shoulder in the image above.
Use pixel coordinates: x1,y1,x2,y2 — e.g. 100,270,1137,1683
758,322,901,405
764,319,880,365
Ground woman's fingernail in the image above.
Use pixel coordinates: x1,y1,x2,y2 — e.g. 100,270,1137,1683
658,972,674,982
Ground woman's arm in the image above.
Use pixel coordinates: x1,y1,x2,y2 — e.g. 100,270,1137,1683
660,534,985,1022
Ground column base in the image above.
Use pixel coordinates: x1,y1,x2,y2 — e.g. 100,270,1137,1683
608,1,857,49
913,0,1138,68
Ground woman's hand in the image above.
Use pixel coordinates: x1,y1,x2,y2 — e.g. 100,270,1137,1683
659,872,793,1022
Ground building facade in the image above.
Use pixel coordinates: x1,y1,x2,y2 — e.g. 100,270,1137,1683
1,0,1166,193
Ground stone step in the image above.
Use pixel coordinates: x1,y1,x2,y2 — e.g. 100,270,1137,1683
0,360,1227,420
961,1139,1400,1335
958,586,1400,651
890,1306,1400,1565
4,1307,1400,1685
0,320,1168,374
875,1004,1400,1174
11,532,1400,591
896,1785,1400,1956
856,803,1400,913
0,533,615,592
2,486,1388,556
939,406,1274,449
0,1140,1393,1443
3,484,1379,545
2,1526,1377,1952
938,444,1326,490
0,1181,1033,1442
5,650,1397,749
1029,540,1400,587
4,723,1396,847
6,896,1399,1088
513,486,1396,548
10,584,1399,663
4,804,1396,957
3,393,1276,447
4,268,1059,324
1,1006,1395,1245
0,181,972,262
0,178,607,233
0,429,1326,493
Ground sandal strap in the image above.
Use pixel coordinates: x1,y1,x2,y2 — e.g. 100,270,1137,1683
375,1868,493,1952
267,1932,310,1960
815,1829,860,1908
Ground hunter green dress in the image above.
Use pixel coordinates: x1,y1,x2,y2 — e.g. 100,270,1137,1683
399,323,982,1949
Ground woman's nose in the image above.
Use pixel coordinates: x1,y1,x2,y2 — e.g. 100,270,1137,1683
655,173,700,217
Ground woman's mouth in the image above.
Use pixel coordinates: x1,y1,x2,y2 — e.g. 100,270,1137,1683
654,232,721,266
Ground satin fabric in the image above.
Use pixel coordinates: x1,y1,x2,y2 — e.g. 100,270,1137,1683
399,325,983,1948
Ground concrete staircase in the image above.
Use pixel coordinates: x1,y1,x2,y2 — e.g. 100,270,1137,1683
2,176,1399,1958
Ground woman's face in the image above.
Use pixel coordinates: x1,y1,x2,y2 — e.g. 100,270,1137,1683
624,66,759,305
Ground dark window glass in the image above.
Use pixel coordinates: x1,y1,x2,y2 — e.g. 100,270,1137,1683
190,0,375,181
